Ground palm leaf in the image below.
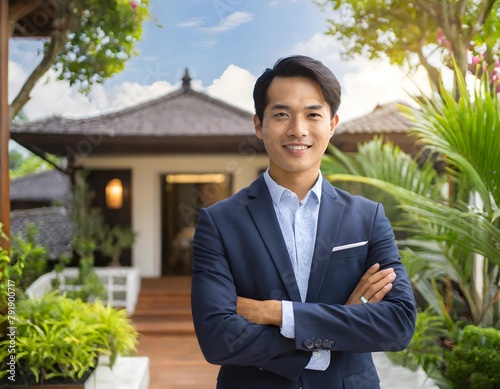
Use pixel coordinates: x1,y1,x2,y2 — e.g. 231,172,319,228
402,67,500,211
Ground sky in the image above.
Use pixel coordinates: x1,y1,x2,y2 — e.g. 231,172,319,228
8,0,430,135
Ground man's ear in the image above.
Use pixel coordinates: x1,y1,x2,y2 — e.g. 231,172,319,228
253,114,263,140
330,114,339,138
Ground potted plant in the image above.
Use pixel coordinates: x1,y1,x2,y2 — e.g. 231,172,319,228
0,291,138,387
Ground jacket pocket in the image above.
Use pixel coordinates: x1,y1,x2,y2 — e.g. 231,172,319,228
331,244,368,261
343,365,380,389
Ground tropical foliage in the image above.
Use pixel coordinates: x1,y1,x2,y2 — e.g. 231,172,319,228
9,149,58,179
317,0,500,91
0,292,138,384
322,68,500,386
10,222,49,293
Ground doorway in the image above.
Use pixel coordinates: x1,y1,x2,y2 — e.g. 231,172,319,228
160,173,231,275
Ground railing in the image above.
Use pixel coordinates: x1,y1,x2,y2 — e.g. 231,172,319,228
26,267,141,315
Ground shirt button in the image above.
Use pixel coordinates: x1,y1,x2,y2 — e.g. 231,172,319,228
313,351,321,357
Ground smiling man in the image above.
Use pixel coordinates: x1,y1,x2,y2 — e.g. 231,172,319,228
191,55,416,389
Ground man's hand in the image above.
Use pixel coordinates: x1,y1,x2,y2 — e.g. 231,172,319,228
237,297,282,327
237,263,395,325
345,263,396,305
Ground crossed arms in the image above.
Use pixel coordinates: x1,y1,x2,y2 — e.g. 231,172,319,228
191,206,416,380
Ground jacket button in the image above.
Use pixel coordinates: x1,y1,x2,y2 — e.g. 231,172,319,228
323,339,330,348
314,338,322,348
304,339,314,349
329,340,336,349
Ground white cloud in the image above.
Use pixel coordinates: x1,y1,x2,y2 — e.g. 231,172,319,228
8,59,256,122
8,61,175,121
289,33,346,68
206,64,255,112
201,11,253,34
8,61,27,104
176,17,205,28
268,0,299,7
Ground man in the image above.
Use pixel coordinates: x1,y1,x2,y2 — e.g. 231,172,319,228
191,55,416,389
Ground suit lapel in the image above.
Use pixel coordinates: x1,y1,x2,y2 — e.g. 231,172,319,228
246,176,302,302
306,179,345,302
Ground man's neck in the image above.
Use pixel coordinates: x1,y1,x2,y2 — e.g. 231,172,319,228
268,169,319,201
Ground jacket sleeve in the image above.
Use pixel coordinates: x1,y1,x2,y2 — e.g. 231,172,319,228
191,208,310,380
293,203,417,353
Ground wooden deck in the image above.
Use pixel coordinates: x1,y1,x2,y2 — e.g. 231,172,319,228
132,276,219,389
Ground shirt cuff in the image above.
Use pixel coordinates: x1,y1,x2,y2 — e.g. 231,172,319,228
280,300,295,339
305,350,330,371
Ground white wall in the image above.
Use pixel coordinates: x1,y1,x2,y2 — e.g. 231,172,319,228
79,154,269,277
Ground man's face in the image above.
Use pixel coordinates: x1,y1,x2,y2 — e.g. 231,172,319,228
254,76,339,183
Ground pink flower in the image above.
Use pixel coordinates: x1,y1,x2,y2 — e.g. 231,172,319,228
492,62,500,93
436,29,452,51
471,55,480,65
130,1,137,11
437,29,444,44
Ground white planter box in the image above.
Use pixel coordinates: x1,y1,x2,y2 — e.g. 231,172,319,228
86,356,149,389
26,267,141,315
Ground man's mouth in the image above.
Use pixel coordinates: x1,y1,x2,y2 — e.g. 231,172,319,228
284,145,310,151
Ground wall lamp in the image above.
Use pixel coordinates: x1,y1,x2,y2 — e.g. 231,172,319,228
105,178,123,209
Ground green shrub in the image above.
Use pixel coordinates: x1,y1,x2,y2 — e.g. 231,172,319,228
0,292,138,384
11,222,48,293
446,325,500,389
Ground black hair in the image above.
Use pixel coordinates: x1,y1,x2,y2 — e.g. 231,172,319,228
253,55,341,123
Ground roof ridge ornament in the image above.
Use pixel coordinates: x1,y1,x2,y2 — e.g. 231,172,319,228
182,68,192,90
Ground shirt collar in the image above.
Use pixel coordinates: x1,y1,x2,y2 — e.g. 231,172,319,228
263,169,322,207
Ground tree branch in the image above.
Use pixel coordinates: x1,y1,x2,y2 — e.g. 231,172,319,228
411,0,441,24
9,5,70,120
417,47,440,91
8,0,39,22
474,0,496,34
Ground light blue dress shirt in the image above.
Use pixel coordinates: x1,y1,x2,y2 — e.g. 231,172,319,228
263,170,330,371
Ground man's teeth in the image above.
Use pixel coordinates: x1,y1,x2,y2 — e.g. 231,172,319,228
286,145,308,150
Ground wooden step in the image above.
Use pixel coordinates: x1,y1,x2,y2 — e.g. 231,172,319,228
133,317,195,336
132,276,194,335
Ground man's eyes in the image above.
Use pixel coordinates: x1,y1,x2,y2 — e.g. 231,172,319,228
273,112,322,118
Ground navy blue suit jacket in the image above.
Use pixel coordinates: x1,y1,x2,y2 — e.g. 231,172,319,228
191,175,416,389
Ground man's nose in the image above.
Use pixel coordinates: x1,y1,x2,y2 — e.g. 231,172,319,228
287,116,308,137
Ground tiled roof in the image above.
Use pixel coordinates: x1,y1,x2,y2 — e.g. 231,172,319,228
11,170,71,202
11,207,73,260
10,88,255,137
336,103,413,134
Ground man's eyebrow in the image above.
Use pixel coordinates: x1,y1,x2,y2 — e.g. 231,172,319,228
270,104,290,110
270,104,325,110
305,104,325,110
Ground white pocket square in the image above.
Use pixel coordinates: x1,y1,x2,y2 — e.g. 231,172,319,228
332,241,368,252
